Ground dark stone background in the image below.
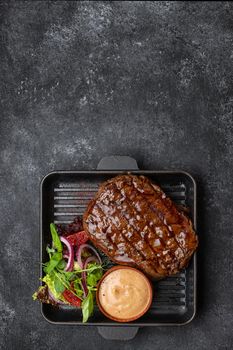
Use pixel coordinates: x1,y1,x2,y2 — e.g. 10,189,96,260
1,1,233,349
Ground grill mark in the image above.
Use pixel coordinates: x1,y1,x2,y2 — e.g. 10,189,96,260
114,176,177,272
112,184,159,261
114,192,163,276
91,208,140,267
127,181,172,239
84,198,121,256
112,177,167,274
148,209,193,270
132,178,187,255
126,177,170,246
122,179,178,269
146,195,187,260
114,184,164,273
85,211,116,254
118,183,168,248
114,176,189,271
96,189,160,277
95,201,146,264
128,179,183,269
84,189,136,264
112,183,168,274
86,211,135,265
149,202,184,252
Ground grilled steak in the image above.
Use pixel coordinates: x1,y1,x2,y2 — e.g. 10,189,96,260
83,175,198,279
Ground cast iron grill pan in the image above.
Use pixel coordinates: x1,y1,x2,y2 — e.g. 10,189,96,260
40,156,196,339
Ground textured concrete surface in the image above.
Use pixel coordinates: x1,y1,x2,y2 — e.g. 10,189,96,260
1,1,233,349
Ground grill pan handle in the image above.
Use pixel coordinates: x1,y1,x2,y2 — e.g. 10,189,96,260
97,155,139,170
97,326,138,340
97,155,139,340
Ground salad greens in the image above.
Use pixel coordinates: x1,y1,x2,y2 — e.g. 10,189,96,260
50,223,63,252
33,223,103,322
42,274,67,302
82,291,94,323
43,252,62,274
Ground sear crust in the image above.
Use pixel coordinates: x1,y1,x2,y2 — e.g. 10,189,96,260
83,175,198,279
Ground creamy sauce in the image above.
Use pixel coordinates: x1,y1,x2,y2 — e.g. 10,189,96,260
98,268,151,320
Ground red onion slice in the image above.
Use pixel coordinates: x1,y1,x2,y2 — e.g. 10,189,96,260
76,245,102,298
76,246,84,270
60,236,74,272
84,256,99,269
76,243,102,269
80,279,88,298
81,256,100,298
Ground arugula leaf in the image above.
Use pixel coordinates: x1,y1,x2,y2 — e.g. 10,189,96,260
42,274,68,303
70,263,103,275
63,271,76,281
43,252,62,274
50,223,62,252
54,275,66,293
57,259,66,270
73,280,84,298
86,263,103,287
82,291,94,323
55,268,76,282
54,271,70,290
81,264,102,322
46,246,55,254
80,264,103,274
87,274,97,287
